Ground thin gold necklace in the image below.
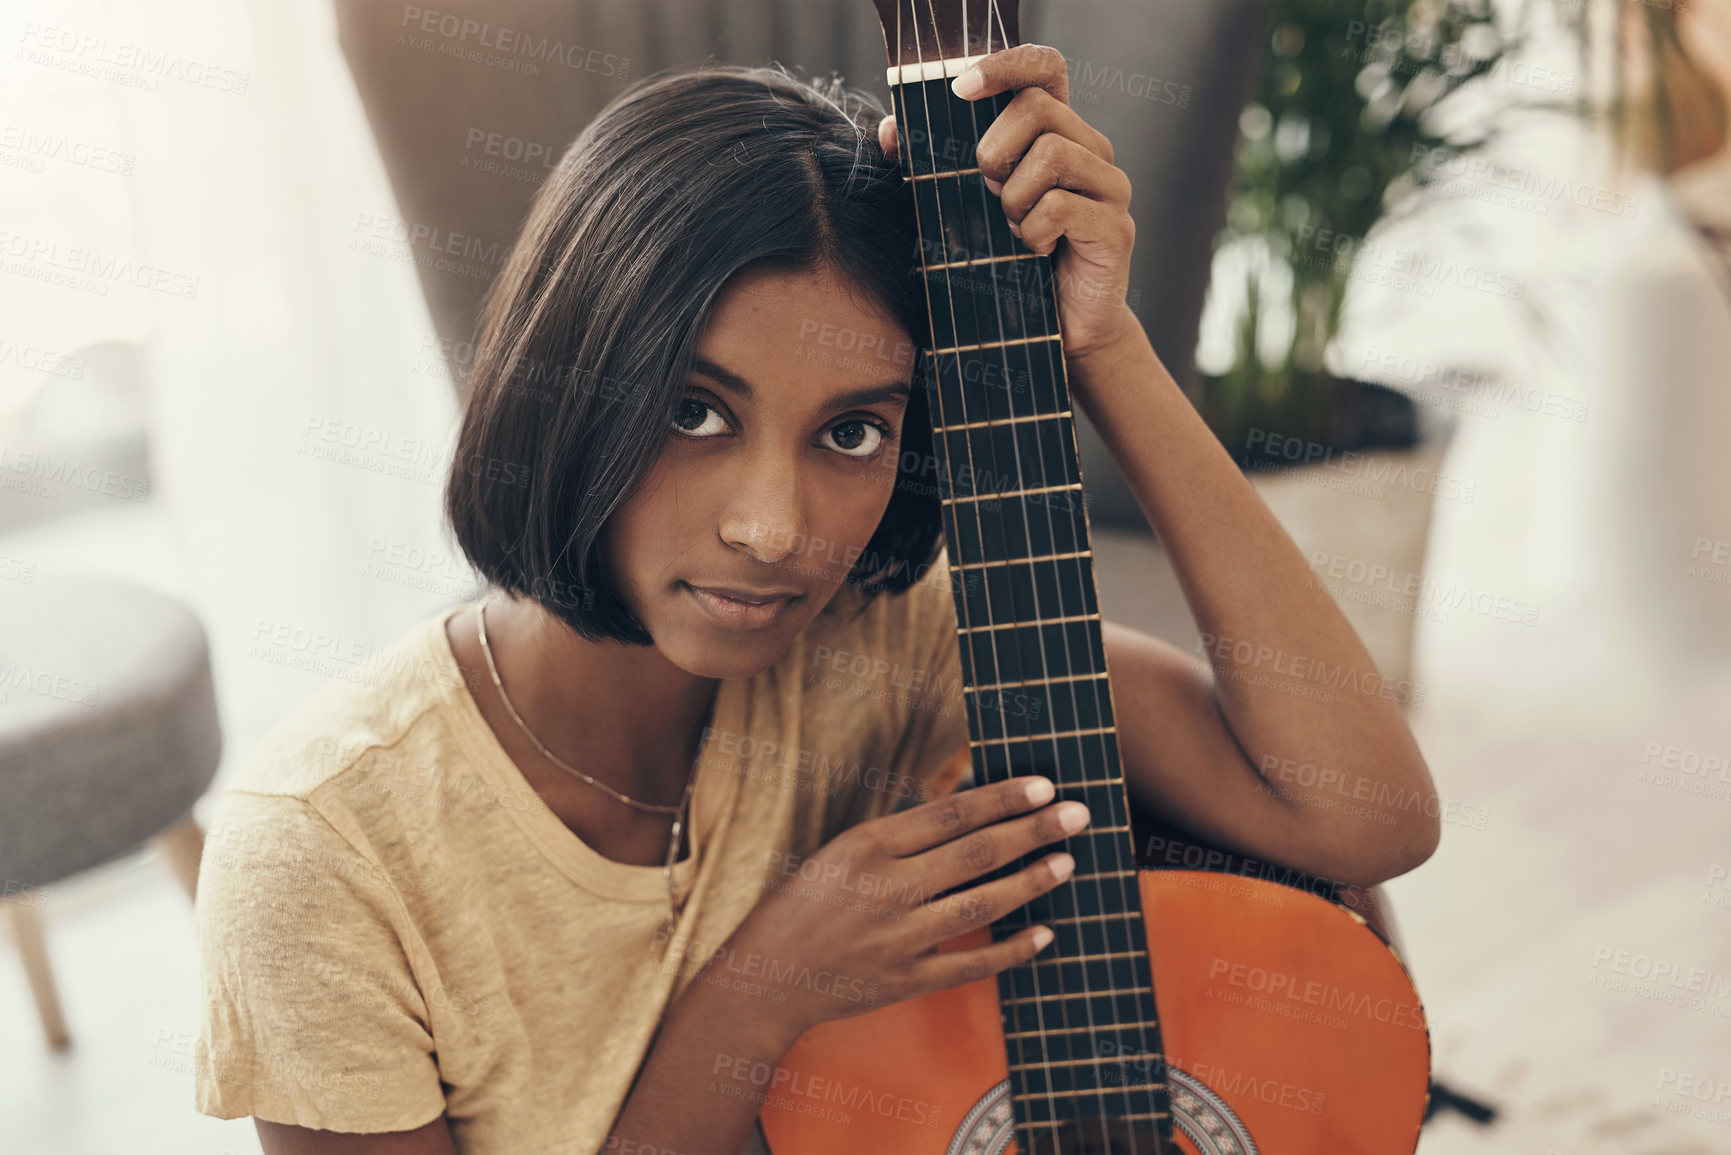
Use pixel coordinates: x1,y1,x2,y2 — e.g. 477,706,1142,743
474,598,708,941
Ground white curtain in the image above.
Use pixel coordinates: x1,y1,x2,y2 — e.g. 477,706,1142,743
3,0,465,760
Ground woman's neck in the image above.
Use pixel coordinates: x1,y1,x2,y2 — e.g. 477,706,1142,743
452,594,721,807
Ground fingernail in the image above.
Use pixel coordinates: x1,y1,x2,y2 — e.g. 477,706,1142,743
1007,220,1022,237
1031,925,1054,950
984,177,1004,196
1058,802,1090,832
1024,777,1055,804
1050,852,1075,880
952,66,984,99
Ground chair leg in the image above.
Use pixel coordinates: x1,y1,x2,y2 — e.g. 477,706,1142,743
153,812,205,901
4,896,70,1050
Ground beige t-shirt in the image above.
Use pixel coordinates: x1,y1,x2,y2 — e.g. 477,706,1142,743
193,550,972,1152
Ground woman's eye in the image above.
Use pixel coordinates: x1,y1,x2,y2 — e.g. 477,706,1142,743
671,397,729,438
823,419,895,459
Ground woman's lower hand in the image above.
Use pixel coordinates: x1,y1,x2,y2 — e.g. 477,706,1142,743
723,775,1091,1037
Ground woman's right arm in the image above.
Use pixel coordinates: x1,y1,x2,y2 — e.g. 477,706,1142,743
255,775,1086,1155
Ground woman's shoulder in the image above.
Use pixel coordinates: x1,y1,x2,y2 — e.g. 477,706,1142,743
230,603,470,803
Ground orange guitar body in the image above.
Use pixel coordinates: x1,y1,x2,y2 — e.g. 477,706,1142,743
759,869,1430,1154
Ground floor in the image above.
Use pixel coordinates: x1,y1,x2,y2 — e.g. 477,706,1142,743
2,453,1728,1154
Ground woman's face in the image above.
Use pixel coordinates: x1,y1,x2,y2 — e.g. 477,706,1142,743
601,262,920,680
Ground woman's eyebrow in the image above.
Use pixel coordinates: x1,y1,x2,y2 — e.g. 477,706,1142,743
691,356,911,412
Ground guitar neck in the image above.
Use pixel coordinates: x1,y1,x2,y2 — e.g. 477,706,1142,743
883,34,1175,1152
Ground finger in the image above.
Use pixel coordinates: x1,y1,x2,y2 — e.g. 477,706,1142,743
913,797,1090,896
911,848,1077,946
868,776,1056,857
911,921,1056,992
995,134,1132,225
1014,187,1135,259
879,114,898,160
976,87,1116,194
953,43,1071,108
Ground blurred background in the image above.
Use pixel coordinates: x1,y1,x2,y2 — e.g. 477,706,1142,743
1,0,1727,1152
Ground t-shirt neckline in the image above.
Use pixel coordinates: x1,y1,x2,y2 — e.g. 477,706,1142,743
424,601,742,903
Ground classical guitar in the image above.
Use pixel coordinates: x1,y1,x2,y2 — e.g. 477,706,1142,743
760,3,1432,1151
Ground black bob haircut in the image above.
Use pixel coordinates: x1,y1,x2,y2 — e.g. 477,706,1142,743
444,63,944,646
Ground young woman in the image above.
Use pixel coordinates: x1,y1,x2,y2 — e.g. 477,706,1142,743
193,46,1440,1155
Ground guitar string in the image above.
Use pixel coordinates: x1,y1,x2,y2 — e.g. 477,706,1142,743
913,4,1136,1146
914,1,1097,1141
936,2,1141,1143
976,0,1165,1141
901,6,1066,1142
984,5,1171,1142
920,2,1162,1147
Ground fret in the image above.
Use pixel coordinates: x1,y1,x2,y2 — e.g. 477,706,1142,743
955,614,1105,685
1068,869,1139,882
954,548,1089,568
931,333,1063,358
1040,910,1148,927
959,611,1098,633
1021,1086,1170,1103
928,347,1066,420
1010,951,1151,999
903,165,984,181
1014,1062,1167,1099
921,237,1061,347
1011,1051,1157,1072
947,482,1081,507
973,670,1108,693
927,251,1044,272
931,409,1069,434
1000,1025,1165,1068
935,419,1079,503
947,490,1091,568
968,725,1113,744
1003,1022,1162,1045
1017,1110,1171,1124
967,735,1124,804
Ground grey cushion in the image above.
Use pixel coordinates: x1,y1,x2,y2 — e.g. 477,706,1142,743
0,578,221,887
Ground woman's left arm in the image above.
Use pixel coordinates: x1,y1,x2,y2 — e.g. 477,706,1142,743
888,45,1442,888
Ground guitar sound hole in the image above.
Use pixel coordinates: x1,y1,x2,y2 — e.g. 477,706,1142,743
1023,1117,1167,1155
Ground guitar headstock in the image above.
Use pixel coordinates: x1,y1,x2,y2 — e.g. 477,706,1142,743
870,0,1021,75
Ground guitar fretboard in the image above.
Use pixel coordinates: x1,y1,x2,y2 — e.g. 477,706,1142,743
890,65,1173,1148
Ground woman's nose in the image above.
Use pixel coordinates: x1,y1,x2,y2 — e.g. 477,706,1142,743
718,455,807,565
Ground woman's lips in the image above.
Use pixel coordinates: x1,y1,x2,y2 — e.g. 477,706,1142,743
682,583,800,630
